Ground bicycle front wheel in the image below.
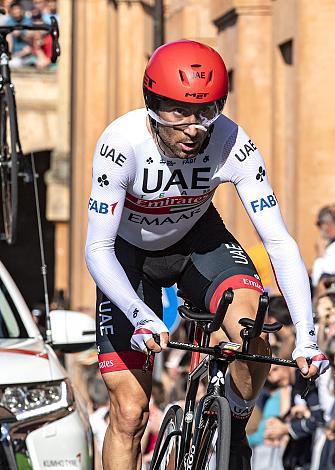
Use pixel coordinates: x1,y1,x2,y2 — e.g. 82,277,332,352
194,396,231,470
149,404,183,470
0,83,19,244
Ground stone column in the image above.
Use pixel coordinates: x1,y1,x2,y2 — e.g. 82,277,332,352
70,0,153,311
271,0,297,235
45,0,72,301
294,0,335,267
211,1,272,250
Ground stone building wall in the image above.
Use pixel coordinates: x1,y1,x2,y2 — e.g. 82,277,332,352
30,0,335,309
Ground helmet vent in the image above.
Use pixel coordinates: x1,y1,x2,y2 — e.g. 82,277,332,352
205,70,213,86
191,64,201,68
179,70,190,86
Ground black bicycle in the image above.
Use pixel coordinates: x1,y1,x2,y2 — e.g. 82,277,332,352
148,289,311,470
0,10,60,244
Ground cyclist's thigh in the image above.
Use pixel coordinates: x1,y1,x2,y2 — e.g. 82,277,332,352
178,205,263,313
96,236,162,376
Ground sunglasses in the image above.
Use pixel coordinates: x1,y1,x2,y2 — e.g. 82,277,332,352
323,279,335,288
316,217,334,227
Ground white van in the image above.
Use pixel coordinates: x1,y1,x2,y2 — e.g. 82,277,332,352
0,260,95,469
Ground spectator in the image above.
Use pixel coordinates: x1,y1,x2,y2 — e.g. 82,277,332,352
315,294,335,468
20,0,34,11
312,204,335,294
5,1,34,68
0,0,12,26
161,348,190,404
43,0,59,23
88,377,109,464
30,9,52,68
315,289,335,352
141,380,165,469
315,274,335,301
264,370,324,470
318,336,335,469
31,0,47,21
248,347,293,470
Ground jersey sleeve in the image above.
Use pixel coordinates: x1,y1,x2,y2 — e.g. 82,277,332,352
85,129,155,322
218,126,314,341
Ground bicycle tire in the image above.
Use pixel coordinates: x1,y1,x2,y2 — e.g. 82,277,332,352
193,396,231,470
149,404,183,470
0,83,19,244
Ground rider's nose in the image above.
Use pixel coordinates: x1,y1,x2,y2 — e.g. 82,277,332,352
183,125,199,137
183,116,201,137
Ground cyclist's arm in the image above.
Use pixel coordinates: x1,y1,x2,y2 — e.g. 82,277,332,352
85,129,163,330
219,127,315,347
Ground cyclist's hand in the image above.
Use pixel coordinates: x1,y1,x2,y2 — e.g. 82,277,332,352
145,331,169,354
293,343,329,379
130,316,169,355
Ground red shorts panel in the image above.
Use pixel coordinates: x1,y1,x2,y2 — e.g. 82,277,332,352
209,274,264,313
98,351,154,374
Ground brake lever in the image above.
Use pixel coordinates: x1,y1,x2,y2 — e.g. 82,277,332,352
142,352,153,373
142,333,161,373
300,358,315,399
301,378,314,400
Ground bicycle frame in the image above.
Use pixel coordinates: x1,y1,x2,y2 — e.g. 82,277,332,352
0,17,60,151
151,289,309,470
0,16,60,243
152,292,235,470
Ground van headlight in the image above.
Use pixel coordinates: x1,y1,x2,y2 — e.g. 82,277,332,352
0,379,74,421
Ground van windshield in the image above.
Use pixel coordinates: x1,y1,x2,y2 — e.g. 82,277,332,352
0,279,28,338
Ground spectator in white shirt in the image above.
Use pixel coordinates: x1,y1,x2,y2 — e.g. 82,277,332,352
312,204,335,293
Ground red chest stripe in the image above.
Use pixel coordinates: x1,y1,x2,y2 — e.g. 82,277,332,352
124,190,215,214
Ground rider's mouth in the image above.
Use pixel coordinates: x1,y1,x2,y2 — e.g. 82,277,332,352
179,142,198,152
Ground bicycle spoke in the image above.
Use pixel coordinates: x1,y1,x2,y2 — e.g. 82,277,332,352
202,425,218,469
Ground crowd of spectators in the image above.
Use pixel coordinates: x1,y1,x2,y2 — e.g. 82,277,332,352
246,203,335,469
82,203,335,469
0,0,58,69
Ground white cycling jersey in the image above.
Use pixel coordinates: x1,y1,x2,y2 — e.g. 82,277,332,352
85,108,315,348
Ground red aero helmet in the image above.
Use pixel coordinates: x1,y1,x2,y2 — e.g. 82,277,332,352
143,40,229,104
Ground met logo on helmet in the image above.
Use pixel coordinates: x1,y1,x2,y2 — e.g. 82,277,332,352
143,73,156,89
185,92,209,99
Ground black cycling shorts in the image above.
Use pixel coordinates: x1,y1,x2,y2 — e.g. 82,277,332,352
96,204,263,373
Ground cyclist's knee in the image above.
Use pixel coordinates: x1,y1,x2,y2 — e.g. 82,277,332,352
103,370,151,439
112,398,149,438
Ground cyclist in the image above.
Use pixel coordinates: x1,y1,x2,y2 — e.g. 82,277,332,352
85,40,329,470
